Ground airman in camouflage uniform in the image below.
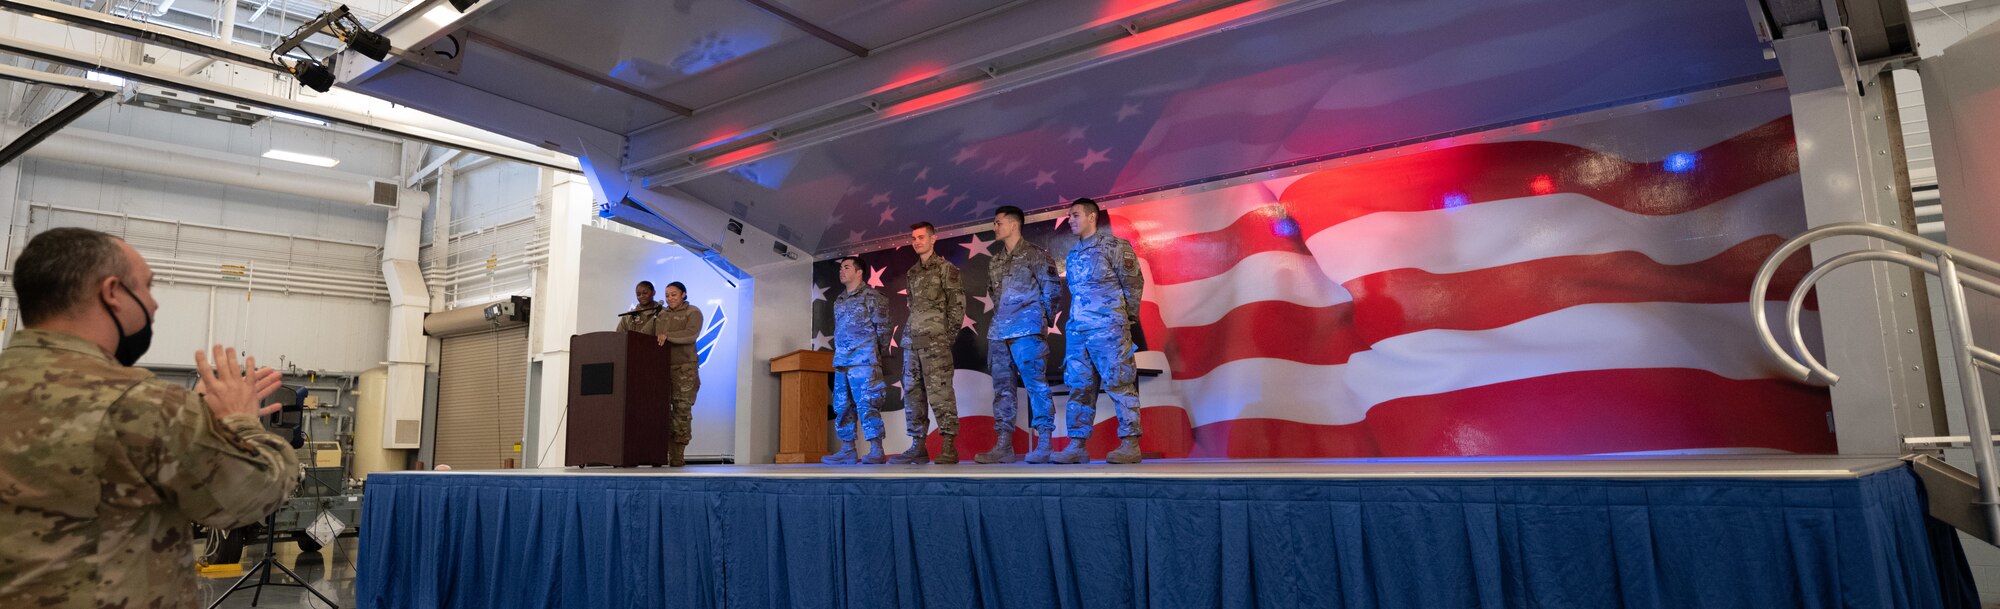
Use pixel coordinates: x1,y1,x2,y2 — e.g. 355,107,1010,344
975,206,1064,464
654,281,704,467
824,256,891,465
1055,199,1146,465
892,222,966,465
617,280,664,335
0,228,301,609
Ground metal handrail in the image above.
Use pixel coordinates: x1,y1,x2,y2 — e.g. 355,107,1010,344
1751,221,2000,538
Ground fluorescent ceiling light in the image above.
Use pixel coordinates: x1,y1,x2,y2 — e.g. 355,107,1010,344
269,110,329,126
423,5,459,27
84,71,126,87
263,149,340,168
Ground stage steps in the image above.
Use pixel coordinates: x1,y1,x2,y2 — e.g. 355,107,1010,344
1911,454,1999,546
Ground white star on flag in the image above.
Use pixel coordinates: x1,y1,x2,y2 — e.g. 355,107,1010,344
1053,215,1067,230
1002,158,1028,174
1060,125,1087,144
1076,148,1111,171
947,194,969,210
914,166,931,181
1028,170,1057,188
973,294,993,313
878,206,897,225
960,233,993,258
827,213,844,225
1115,102,1142,122
868,266,887,288
973,198,1000,215
810,332,833,351
845,230,865,243
950,146,980,165
917,186,948,205
1048,311,1064,335
867,192,891,206
962,315,977,330
811,284,831,303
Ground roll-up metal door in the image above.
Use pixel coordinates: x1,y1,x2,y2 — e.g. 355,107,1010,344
434,326,529,469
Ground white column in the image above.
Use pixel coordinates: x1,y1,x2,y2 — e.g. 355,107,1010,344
1775,30,1939,453
381,187,429,449
524,169,590,467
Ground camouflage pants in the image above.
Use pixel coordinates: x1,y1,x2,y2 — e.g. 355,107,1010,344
901,338,959,437
832,364,886,442
1063,326,1141,439
990,334,1053,434
669,363,699,445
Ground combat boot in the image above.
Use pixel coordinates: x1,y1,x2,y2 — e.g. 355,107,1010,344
974,432,1016,464
821,441,859,464
861,440,888,464
1023,431,1053,464
887,438,930,464
1106,437,1143,464
936,435,959,464
669,443,688,467
1051,436,1090,464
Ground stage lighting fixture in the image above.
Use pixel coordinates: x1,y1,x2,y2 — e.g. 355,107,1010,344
285,58,336,93
270,5,397,93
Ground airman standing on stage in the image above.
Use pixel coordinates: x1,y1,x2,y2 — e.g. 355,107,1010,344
1055,198,1146,464
617,281,663,335
824,256,891,464
975,206,1064,464
653,281,703,467
891,221,966,464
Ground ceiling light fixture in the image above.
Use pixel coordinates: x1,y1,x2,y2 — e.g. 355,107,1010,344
263,149,340,168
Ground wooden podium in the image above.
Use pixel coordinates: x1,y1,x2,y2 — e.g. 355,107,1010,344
566,331,675,467
769,350,833,464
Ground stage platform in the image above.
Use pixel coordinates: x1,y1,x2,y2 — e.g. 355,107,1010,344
357,455,1966,608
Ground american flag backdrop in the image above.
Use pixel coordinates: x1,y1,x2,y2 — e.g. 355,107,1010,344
809,89,1833,459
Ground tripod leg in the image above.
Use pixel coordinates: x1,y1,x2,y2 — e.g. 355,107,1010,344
268,559,339,607
205,560,269,609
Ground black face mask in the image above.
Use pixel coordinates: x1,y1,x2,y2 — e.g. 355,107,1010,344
104,282,154,367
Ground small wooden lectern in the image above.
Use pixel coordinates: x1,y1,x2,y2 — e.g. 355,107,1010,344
566,331,675,467
769,350,834,464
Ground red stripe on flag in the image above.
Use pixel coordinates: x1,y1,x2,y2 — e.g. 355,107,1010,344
1344,235,1816,343
1150,237,1812,380
1279,117,1798,236
1363,368,1833,456
1179,369,1831,458
1127,204,1312,285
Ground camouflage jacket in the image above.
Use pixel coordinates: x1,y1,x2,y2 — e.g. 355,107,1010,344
657,302,704,367
617,300,664,335
987,239,1062,341
832,286,892,367
0,329,301,609
1063,230,1144,333
901,254,964,348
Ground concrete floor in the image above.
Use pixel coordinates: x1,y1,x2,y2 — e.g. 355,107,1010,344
198,536,358,609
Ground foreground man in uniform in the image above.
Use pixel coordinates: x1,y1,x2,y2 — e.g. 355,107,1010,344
0,227,301,608
824,256,892,464
891,221,966,464
617,280,664,335
653,281,703,467
975,206,1064,464
1055,198,1146,464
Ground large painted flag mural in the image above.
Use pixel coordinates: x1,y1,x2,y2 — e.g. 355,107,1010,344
808,90,1832,459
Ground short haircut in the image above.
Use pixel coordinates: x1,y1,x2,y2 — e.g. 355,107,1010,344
836,256,864,272
636,280,655,290
909,221,936,235
1072,196,1104,217
17,227,132,325
994,205,1025,225
665,281,687,295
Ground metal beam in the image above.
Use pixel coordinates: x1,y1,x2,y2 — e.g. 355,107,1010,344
739,0,869,57
463,31,693,116
0,90,112,165
0,62,120,93
0,0,284,71
0,33,580,172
